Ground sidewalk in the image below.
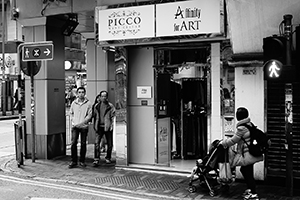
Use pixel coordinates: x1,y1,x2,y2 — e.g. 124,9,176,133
1,144,300,200
1,113,300,199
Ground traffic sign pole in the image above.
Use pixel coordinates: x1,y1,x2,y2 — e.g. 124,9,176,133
283,14,293,197
30,70,35,163
16,43,24,167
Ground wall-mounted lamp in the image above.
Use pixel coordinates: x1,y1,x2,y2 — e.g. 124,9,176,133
65,60,72,70
11,7,19,20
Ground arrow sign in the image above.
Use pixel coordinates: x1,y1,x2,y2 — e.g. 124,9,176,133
22,43,54,61
44,48,51,56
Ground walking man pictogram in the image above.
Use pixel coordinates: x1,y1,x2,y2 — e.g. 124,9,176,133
269,61,280,77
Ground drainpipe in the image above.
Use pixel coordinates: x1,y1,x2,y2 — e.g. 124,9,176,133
1,0,6,115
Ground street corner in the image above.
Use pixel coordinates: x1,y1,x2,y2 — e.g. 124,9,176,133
0,157,60,180
0,156,29,176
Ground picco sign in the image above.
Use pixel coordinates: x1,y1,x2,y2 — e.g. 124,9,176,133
264,59,283,79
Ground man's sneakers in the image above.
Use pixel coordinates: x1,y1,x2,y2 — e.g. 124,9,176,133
69,162,86,168
70,159,113,168
68,162,77,169
243,193,259,200
93,160,100,167
243,189,259,200
79,162,86,167
243,189,251,197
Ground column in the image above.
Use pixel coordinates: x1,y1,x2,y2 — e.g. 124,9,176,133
23,17,66,159
210,43,222,143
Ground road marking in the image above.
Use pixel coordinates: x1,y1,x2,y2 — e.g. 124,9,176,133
31,198,81,200
0,174,150,200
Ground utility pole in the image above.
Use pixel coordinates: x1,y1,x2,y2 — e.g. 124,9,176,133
283,14,293,197
1,0,6,116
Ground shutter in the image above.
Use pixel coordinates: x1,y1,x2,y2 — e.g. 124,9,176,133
266,81,300,180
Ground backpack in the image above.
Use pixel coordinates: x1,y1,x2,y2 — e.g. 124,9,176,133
240,123,270,157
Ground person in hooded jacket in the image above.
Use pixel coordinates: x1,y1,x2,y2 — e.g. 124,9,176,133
221,107,263,200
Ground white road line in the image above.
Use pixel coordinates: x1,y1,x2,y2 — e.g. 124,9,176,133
31,198,81,200
0,174,150,200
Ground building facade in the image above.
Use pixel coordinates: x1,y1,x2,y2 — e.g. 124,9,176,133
15,0,300,185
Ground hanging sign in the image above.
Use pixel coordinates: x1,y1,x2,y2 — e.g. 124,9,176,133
156,0,220,37
98,5,155,41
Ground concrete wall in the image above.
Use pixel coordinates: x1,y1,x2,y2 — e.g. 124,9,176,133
86,39,107,101
86,41,115,103
227,0,300,54
210,43,222,144
127,47,155,165
235,65,265,180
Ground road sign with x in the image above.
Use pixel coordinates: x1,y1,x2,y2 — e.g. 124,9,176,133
22,43,54,61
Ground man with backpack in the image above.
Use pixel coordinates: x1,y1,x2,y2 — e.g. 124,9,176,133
221,107,265,200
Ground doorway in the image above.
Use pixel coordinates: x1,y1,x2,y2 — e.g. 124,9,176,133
154,46,209,170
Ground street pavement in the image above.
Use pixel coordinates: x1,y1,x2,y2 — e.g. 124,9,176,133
1,112,300,199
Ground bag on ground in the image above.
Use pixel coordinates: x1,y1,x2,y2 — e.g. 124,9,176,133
218,162,232,183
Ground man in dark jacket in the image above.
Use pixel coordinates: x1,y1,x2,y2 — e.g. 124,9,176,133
92,91,115,166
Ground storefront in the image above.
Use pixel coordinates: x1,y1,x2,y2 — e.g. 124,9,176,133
93,0,228,171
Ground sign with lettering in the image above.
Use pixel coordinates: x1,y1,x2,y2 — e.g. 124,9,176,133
243,68,257,75
137,86,152,99
156,0,220,37
98,5,155,41
157,117,170,164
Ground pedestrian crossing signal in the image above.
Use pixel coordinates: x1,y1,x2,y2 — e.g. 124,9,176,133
264,59,283,79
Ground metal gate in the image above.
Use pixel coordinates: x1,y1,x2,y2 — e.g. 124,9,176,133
266,81,300,185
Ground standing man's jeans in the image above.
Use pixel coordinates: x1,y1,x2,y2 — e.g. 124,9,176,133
71,127,88,163
94,127,113,160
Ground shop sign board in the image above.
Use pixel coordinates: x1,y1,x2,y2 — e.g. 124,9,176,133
156,0,220,37
98,5,155,41
157,117,170,164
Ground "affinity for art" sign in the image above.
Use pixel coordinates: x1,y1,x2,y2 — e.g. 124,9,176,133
156,0,220,37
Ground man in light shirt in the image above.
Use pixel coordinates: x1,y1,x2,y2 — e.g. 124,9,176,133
68,87,92,168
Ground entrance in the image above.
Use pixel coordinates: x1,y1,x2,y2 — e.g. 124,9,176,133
154,46,209,170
